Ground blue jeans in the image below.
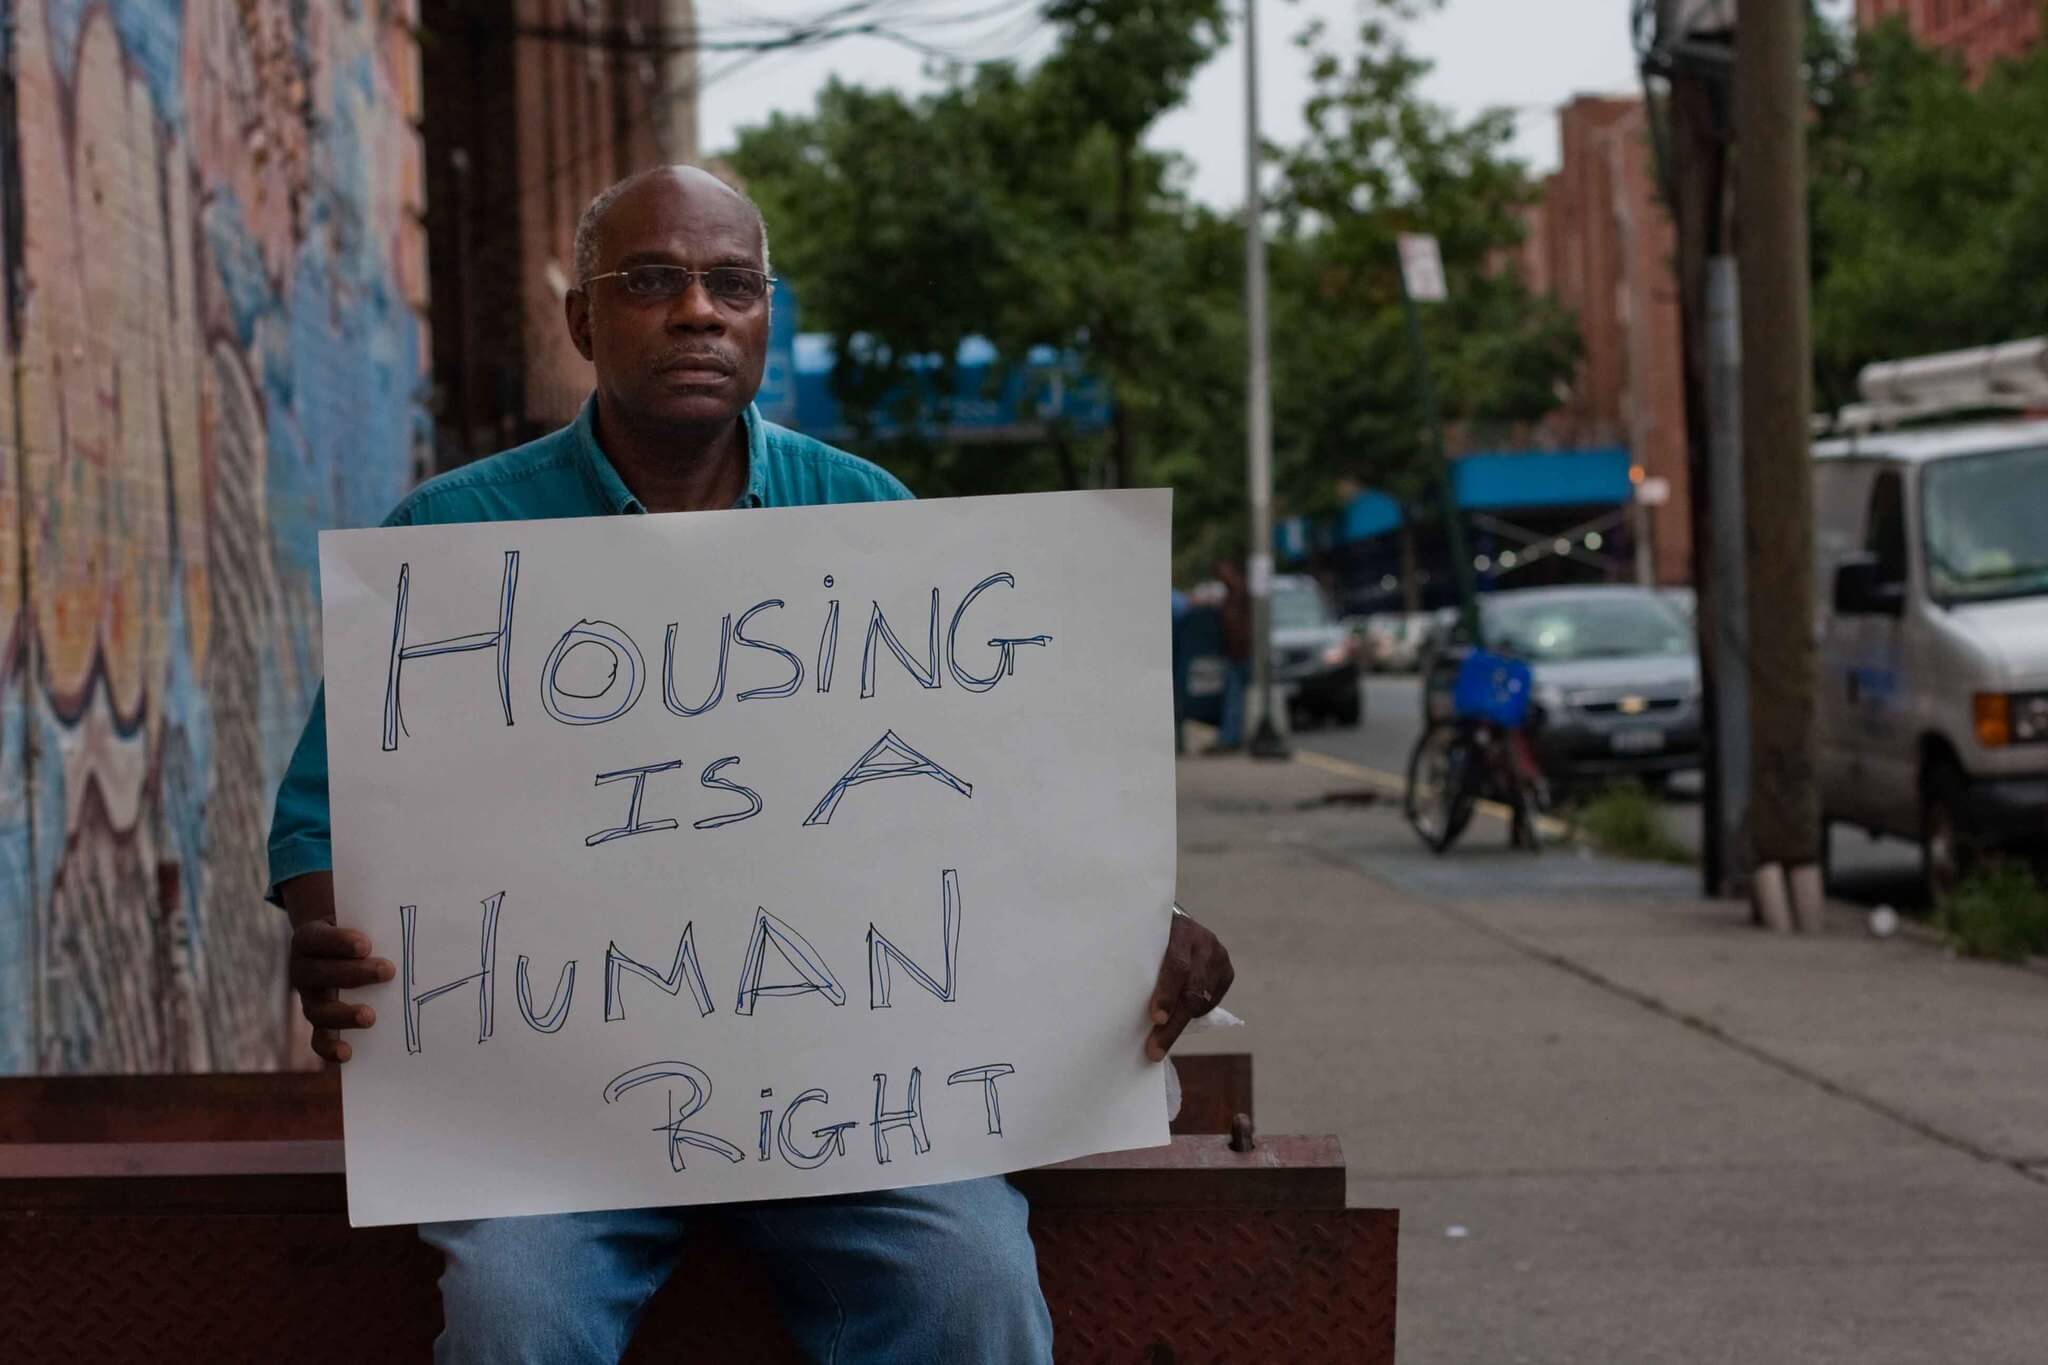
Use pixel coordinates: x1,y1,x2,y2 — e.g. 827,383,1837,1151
418,1176,1052,1364
1217,661,1250,747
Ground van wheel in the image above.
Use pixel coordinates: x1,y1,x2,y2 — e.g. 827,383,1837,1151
1921,763,1972,904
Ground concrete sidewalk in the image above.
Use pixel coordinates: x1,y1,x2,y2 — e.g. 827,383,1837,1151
1171,752,2048,1365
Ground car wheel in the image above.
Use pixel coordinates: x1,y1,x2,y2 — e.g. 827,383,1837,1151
1921,762,1973,904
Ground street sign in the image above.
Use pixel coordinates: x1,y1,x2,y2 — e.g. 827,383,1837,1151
1397,234,1448,303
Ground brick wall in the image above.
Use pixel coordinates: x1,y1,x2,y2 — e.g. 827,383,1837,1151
1608,104,1691,588
1858,0,2042,76
0,0,429,1071
422,0,678,466
1518,97,1692,585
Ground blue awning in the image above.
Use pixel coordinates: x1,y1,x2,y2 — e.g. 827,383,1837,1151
1311,447,1635,550
1453,448,1633,510
1342,491,1404,541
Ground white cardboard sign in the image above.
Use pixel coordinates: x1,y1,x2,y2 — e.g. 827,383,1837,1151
319,489,1176,1227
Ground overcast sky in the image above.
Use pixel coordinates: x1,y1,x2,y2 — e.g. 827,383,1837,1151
692,1,1636,205
695,1,1858,205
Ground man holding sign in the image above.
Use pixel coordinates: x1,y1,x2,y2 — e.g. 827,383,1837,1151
268,165,1233,1363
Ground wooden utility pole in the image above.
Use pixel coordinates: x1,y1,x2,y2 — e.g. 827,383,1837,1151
1734,0,1820,920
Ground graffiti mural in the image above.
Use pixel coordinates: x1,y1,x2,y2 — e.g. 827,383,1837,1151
0,0,427,1071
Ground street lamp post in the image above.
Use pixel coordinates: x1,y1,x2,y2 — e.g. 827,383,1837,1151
1244,0,1287,759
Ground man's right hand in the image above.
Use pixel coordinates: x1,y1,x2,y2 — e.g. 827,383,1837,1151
282,871,394,1064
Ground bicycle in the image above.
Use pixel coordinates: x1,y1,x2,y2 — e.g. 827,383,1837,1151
1404,647,1551,854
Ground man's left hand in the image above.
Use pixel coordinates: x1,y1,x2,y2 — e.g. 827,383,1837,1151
1146,909,1234,1061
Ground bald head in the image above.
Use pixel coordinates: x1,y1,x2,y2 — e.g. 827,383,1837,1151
565,163,774,441
574,166,770,285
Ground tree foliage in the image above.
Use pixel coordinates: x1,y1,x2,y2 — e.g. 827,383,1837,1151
1808,13,2048,409
1268,13,1579,515
727,0,1578,574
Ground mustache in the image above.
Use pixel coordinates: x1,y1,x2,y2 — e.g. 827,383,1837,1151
656,349,737,375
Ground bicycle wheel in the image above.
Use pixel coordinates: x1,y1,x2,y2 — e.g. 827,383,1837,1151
1406,722,1477,853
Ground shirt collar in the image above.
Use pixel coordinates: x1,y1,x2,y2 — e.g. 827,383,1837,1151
572,394,769,514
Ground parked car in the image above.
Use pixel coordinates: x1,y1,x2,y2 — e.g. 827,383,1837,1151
1425,585,1700,791
1357,611,1433,673
1814,415,2048,897
1349,613,1393,667
1175,577,1362,731
1272,576,1364,728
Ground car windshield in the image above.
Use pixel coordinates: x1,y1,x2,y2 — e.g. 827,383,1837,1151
1484,594,1690,662
1924,445,2048,604
1271,584,1334,629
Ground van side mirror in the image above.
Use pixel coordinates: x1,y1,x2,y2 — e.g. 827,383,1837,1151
1833,554,1905,617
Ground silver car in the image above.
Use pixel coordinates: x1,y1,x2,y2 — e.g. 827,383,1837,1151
1426,586,1701,791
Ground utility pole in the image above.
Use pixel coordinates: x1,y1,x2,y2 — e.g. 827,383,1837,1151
1735,0,1821,929
658,0,701,160
1631,493,1656,587
1705,255,1750,901
1243,0,1286,759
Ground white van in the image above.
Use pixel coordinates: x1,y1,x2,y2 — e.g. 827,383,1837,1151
1815,416,2048,896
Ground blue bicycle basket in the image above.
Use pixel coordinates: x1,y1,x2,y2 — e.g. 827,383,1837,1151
1452,649,1533,728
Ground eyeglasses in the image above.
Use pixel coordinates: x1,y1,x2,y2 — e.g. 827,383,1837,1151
578,264,775,306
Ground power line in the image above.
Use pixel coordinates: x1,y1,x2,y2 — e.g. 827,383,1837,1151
515,0,1031,55
440,0,1057,258
444,2,870,233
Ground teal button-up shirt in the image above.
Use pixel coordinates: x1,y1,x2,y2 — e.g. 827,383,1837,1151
265,399,912,902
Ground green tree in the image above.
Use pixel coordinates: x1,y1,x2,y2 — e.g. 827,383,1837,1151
728,0,1247,548
1808,14,2048,409
1031,0,1228,488
1266,11,1579,517
732,72,1024,430
727,0,1577,581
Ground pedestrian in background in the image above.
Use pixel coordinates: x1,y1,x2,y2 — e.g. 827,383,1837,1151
1211,558,1252,752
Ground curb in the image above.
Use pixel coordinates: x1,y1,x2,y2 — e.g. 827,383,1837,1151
1187,721,2048,979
